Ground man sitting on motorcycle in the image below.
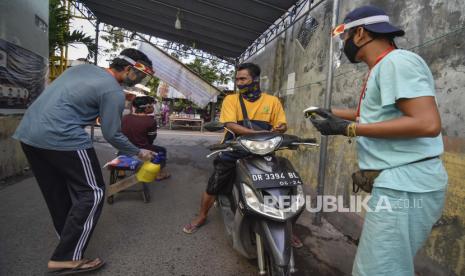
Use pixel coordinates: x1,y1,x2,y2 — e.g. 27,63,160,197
183,63,303,248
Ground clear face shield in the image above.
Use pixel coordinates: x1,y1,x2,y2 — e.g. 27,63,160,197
133,62,154,85
128,68,152,86
332,23,347,68
331,15,392,68
118,55,155,87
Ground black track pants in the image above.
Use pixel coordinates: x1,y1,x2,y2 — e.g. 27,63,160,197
21,143,105,261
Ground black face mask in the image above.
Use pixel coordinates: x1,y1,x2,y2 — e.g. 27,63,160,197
123,68,146,87
343,33,374,64
237,80,262,102
123,77,138,87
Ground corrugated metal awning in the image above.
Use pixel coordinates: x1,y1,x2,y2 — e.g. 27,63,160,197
79,0,299,59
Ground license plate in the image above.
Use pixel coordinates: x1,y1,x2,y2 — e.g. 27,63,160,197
250,172,302,189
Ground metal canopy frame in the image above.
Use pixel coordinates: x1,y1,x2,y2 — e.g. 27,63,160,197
72,1,235,64
77,0,302,59
239,0,327,62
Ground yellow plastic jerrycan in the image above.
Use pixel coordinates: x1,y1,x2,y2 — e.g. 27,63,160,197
136,161,160,183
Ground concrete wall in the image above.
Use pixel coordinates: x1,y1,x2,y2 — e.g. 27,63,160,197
0,115,28,179
245,0,465,274
0,0,49,58
0,0,48,179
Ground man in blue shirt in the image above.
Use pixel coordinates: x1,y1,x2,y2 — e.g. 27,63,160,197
309,6,447,276
13,48,155,273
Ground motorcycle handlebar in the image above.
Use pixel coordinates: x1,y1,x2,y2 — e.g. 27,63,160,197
207,136,317,151
298,138,317,143
207,143,230,151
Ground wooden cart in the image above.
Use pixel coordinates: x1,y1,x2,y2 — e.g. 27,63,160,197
107,166,150,204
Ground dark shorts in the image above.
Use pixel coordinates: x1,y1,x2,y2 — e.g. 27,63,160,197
206,157,236,195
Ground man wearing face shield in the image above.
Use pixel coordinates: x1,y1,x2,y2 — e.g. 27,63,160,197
308,6,447,276
13,48,155,273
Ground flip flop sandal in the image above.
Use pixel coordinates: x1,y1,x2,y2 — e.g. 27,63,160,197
156,172,171,181
182,221,205,234
48,259,105,275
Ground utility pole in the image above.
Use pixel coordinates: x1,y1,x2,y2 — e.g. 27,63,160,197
314,0,340,226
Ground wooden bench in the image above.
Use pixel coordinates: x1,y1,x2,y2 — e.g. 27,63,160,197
169,116,204,132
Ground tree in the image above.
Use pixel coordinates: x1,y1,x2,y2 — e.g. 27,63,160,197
186,57,234,86
155,39,234,86
145,77,160,98
49,0,95,79
100,25,137,59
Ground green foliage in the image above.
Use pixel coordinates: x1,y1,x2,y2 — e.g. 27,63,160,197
186,58,234,85
145,77,160,97
172,99,200,112
100,26,137,59
49,0,95,59
160,41,233,86
66,30,96,57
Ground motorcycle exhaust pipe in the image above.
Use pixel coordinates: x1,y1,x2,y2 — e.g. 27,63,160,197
256,233,267,275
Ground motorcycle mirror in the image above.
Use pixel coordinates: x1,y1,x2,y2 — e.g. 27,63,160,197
224,127,236,140
204,121,224,132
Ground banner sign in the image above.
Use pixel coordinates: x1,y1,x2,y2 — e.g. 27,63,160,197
0,39,47,112
139,42,220,108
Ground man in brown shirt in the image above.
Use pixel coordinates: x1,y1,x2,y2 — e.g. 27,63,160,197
122,96,170,180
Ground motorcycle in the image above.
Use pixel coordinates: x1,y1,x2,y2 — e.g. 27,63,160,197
205,124,318,275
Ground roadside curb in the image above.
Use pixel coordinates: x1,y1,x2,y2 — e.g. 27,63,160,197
296,210,357,275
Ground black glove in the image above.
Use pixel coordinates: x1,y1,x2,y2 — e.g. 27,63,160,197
309,109,351,136
304,107,332,118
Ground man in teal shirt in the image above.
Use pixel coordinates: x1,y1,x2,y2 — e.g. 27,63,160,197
310,6,447,276
13,48,155,274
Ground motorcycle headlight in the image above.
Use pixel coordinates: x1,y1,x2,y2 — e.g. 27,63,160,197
243,183,285,220
242,183,305,221
240,136,282,155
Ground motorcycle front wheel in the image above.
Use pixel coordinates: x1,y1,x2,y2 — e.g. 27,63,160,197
264,250,290,276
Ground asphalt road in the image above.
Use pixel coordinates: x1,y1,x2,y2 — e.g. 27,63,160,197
0,129,341,276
